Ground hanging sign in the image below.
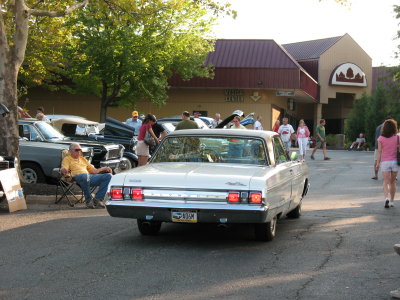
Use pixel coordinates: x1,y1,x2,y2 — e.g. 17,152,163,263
276,91,295,97
330,62,367,87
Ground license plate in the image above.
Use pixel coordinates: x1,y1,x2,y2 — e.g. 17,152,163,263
171,210,197,223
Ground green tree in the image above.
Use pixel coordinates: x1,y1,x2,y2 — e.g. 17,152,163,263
63,1,232,121
345,86,395,149
364,86,392,147
345,93,368,144
0,0,233,157
0,0,89,157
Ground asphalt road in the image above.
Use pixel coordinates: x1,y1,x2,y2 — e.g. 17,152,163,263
1,150,400,300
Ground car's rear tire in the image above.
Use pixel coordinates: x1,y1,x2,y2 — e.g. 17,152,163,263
21,162,45,184
254,216,277,242
287,202,302,219
137,220,162,235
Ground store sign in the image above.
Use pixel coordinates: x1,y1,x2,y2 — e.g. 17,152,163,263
224,89,244,102
330,62,367,87
276,91,295,97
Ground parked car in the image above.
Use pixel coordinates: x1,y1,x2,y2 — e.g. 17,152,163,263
216,110,255,128
106,129,309,241
198,117,214,128
157,117,209,129
51,117,138,169
19,139,93,184
18,119,125,174
46,114,86,121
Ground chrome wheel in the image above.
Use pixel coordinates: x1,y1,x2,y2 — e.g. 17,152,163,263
22,168,38,184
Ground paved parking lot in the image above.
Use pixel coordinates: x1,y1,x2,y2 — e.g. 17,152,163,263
1,150,399,300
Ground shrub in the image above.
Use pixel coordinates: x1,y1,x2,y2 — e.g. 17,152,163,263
326,134,338,148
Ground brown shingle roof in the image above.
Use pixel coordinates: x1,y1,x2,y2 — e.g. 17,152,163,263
205,39,300,69
283,36,343,60
169,39,319,100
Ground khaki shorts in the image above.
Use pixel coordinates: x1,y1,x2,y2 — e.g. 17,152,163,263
381,160,398,172
136,140,150,157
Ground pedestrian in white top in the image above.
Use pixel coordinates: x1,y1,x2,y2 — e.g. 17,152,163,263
254,116,263,130
296,119,310,160
278,117,295,151
211,113,222,128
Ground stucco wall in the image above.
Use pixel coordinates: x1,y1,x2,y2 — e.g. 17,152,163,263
319,34,372,104
22,87,299,130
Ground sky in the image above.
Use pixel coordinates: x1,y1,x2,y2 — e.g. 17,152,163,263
213,0,399,67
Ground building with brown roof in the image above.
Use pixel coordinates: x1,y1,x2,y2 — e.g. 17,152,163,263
283,34,372,133
24,34,372,135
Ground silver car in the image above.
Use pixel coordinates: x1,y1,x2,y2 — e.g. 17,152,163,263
106,129,309,241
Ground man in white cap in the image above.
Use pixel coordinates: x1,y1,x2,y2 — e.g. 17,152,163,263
126,110,142,135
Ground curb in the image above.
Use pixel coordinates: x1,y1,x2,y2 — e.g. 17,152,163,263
24,195,57,205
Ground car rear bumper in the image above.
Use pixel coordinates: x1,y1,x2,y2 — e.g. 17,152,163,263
105,201,269,223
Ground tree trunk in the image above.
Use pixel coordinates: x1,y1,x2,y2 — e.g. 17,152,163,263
100,99,108,123
0,65,19,157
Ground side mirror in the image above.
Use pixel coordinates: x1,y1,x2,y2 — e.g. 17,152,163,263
290,152,299,161
0,103,10,117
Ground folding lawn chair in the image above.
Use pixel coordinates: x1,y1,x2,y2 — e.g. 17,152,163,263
53,148,96,207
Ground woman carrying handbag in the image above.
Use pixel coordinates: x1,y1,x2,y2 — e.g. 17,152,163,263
137,114,159,166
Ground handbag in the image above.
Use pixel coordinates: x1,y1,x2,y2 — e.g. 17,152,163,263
144,126,156,147
397,136,400,166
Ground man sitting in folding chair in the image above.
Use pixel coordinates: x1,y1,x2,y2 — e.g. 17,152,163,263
60,143,112,209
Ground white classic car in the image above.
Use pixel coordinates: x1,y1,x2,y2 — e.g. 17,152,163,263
105,129,309,241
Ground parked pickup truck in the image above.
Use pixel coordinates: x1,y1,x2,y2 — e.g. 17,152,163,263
19,139,93,184
18,119,126,174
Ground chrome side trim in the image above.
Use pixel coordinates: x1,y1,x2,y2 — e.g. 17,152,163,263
106,200,267,211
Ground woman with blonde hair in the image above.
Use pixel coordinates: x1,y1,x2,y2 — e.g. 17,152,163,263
296,119,310,160
376,119,399,208
272,119,280,133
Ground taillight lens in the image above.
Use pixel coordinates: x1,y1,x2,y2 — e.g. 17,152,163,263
228,192,240,203
110,187,123,199
249,192,262,204
131,189,144,201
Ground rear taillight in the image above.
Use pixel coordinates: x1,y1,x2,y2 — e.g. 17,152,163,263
249,192,262,204
131,189,144,201
227,191,263,204
110,187,123,199
227,192,240,203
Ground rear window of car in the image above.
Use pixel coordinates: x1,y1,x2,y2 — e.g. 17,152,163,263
152,136,268,165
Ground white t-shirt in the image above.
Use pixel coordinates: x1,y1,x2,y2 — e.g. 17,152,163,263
254,120,263,130
278,124,294,142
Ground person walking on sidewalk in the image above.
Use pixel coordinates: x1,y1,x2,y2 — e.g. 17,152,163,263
296,119,310,160
375,119,399,208
278,118,294,151
310,119,331,160
372,116,393,180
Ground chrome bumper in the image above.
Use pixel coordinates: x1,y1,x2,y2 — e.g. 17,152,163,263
106,200,269,223
100,159,121,169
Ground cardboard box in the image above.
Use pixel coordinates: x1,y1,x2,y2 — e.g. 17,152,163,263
0,168,27,212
